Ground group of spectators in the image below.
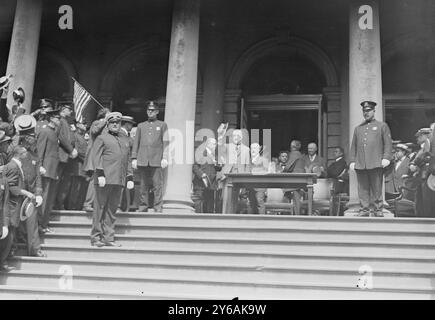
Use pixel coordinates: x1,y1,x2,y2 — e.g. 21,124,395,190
192,127,349,215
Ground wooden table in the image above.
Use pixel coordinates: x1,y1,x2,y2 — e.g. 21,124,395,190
222,173,318,215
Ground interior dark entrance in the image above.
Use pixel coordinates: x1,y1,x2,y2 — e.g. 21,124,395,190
248,109,318,157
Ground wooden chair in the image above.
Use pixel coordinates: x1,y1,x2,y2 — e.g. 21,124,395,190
300,178,334,215
264,188,294,215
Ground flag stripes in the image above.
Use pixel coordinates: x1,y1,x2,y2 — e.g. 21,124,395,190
73,80,92,123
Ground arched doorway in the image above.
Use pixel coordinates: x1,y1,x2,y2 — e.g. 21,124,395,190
228,36,338,158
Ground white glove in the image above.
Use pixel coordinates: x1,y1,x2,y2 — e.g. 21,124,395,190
0,226,8,240
161,159,168,169
381,159,391,168
70,148,78,159
126,181,134,190
40,166,46,175
349,162,356,171
132,159,137,170
98,176,106,187
35,195,43,207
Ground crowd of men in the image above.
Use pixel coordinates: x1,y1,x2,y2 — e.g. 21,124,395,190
0,74,170,270
1,71,435,271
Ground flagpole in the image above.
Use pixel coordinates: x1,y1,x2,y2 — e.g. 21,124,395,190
71,77,105,110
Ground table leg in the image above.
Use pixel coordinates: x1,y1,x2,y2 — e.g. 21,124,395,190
307,184,313,216
222,182,233,214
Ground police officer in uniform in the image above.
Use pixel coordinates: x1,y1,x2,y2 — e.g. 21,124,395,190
349,101,393,217
91,112,133,247
132,102,168,213
36,109,61,233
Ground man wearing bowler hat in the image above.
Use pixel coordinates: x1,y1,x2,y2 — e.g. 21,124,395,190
132,101,168,213
349,100,393,217
91,112,133,247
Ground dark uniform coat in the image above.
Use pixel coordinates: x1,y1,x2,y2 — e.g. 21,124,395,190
93,131,133,186
58,117,75,163
132,120,168,167
37,126,60,180
4,160,24,228
350,119,393,169
385,157,410,194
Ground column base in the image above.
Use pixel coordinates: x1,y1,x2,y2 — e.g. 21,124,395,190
163,200,195,213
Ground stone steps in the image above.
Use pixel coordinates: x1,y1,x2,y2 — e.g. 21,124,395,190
4,211,435,299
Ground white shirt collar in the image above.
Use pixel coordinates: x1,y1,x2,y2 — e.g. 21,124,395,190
309,154,316,161
335,156,343,162
121,127,128,135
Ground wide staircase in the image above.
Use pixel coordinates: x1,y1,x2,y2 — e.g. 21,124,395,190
1,211,435,299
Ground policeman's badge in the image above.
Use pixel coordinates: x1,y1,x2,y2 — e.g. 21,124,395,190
372,127,377,130
156,127,161,131
0,184,4,190
32,160,36,166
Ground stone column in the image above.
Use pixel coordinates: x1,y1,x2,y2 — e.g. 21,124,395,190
163,0,200,212
200,22,226,133
346,0,387,215
6,0,42,113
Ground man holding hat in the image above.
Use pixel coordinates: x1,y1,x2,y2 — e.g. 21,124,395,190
349,100,393,217
37,108,61,234
385,143,410,199
91,112,134,247
132,102,168,213
0,75,12,123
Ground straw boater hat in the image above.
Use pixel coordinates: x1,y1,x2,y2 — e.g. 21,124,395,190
121,115,136,124
20,197,36,222
0,75,11,91
12,87,25,104
14,115,37,135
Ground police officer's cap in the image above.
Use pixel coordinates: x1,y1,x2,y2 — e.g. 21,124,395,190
360,100,377,110
40,98,54,109
146,101,158,110
106,112,122,122
415,128,432,137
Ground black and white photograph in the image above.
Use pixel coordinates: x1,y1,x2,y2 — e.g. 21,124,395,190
0,0,434,302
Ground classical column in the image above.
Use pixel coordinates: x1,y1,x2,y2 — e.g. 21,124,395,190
163,0,200,212
6,0,42,113
346,0,390,215
200,22,226,133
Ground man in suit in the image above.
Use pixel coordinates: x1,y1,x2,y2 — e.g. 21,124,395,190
0,130,13,271
282,140,305,215
37,109,61,234
92,112,133,247
385,144,410,199
326,146,348,195
132,102,168,213
192,138,221,213
67,122,88,210
349,100,393,217
275,150,289,173
4,146,42,259
301,142,326,177
54,104,78,210
248,143,269,214
119,115,135,211
17,133,45,257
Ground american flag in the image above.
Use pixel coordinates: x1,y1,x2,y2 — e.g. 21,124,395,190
73,79,92,123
